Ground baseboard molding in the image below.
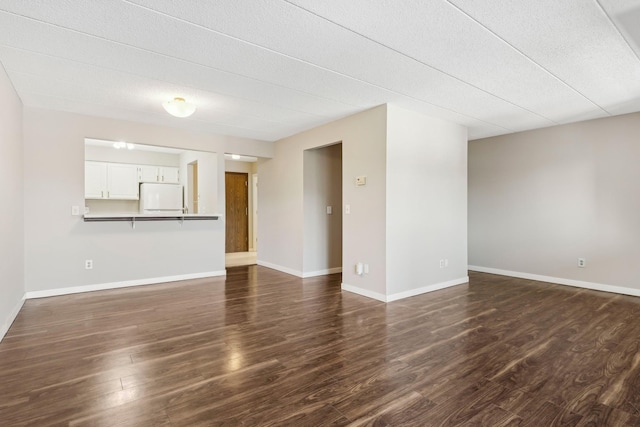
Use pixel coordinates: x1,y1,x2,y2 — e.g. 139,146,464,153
386,276,470,302
468,266,640,298
302,267,342,278
343,276,469,303
257,260,303,278
341,283,387,302
24,270,227,300
0,295,26,343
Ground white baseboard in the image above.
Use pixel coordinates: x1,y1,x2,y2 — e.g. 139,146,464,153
302,267,342,278
24,270,227,300
468,266,640,298
257,260,303,277
256,261,343,279
0,295,26,343
341,283,387,302
386,276,469,302
342,276,469,303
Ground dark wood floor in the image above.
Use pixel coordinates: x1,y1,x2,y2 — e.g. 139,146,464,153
1,268,640,426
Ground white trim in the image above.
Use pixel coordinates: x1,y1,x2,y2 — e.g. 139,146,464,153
386,276,469,302
24,271,227,300
341,283,387,302
468,266,640,298
0,295,26,343
257,260,303,277
342,276,469,303
302,267,343,278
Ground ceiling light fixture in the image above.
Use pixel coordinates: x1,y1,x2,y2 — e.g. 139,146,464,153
162,97,196,118
113,141,135,150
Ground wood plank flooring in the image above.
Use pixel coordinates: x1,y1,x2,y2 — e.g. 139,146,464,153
1,268,640,426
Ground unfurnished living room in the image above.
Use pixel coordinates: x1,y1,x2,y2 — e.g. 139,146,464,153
1,1,640,426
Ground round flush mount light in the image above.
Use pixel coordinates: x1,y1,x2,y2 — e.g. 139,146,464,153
162,97,196,118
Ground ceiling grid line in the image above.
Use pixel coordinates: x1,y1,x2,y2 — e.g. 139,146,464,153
123,0,514,131
0,9,364,112
1,1,638,141
593,0,640,65
281,0,560,125
443,0,612,117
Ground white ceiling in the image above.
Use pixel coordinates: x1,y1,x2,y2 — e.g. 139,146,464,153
1,0,639,142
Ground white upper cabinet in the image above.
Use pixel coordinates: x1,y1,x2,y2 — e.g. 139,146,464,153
138,165,160,183
137,166,180,183
160,167,180,183
107,163,139,199
85,161,139,200
85,161,107,199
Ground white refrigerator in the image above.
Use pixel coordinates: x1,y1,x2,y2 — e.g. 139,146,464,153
139,183,183,214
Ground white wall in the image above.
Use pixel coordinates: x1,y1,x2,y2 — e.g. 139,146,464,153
23,108,272,295
386,105,468,298
303,143,343,274
469,112,640,294
0,64,24,341
259,105,387,294
181,151,219,214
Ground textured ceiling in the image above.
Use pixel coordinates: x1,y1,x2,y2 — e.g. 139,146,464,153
0,0,639,142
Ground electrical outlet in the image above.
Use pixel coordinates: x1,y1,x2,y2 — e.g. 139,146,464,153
85,259,93,270
439,259,445,268
71,205,80,216
577,258,586,268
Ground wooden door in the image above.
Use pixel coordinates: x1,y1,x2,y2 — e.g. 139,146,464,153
225,172,249,253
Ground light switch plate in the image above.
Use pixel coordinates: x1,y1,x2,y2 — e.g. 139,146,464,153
71,205,80,216
326,206,332,215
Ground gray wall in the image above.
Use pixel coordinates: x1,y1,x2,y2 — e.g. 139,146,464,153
259,104,468,301
386,105,468,297
23,108,272,294
259,105,387,294
303,143,343,274
469,112,640,293
0,64,24,340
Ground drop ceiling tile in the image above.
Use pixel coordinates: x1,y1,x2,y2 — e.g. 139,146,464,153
0,2,545,131
0,11,359,120
447,0,640,115
126,0,557,130
265,0,602,123
1,1,639,142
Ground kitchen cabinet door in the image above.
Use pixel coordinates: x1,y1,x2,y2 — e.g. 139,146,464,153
85,161,107,199
107,163,139,199
138,165,159,182
160,167,180,183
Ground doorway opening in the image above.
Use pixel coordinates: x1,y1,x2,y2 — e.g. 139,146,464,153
224,155,259,267
302,142,343,276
